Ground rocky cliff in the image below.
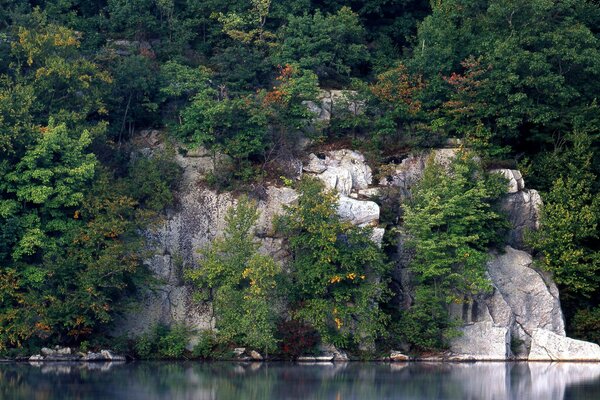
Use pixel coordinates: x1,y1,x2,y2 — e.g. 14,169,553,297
114,144,600,360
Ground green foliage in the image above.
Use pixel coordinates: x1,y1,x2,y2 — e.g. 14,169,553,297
410,0,600,153
528,131,600,298
134,323,190,359
176,71,268,177
186,196,280,354
572,307,600,345
274,7,369,82
401,151,507,350
192,330,219,359
277,177,390,349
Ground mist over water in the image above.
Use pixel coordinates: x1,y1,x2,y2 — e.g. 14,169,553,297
1,361,600,400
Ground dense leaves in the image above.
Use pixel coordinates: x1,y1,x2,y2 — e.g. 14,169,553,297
401,151,507,349
185,197,281,354
277,177,390,349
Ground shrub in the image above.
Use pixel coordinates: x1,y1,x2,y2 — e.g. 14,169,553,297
186,196,281,355
401,150,507,350
133,323,190,359
277,177,390,350
277,320,319,360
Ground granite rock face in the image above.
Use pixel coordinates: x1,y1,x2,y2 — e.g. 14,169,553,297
303,90,363,122
500,189,542,249
451,246,565,359
528,329,600,361
449,322,511,360
116,143,599,361
302,149,384,245
114,172,298,336
115,148,385,337
490,169,525,193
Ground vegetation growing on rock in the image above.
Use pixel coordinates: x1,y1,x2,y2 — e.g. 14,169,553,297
0,0,598,356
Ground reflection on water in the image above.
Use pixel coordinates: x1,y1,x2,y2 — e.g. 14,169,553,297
1,361,600,400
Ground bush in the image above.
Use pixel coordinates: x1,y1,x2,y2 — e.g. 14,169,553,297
277,320,319,360
186,196,281,355
192,330,219,359
277,177,390,350
401,151,507,350
572,308,600,345
158,324,189,359
133,323,190,359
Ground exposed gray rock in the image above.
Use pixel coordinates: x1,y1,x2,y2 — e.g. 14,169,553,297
486,247,564,351
319,166,353,195
305,150,373,194
500,189,542,249
100,350,126,361
370,227,385,248
491,169,525,193
29,355,44,361
249,350,263,361
320,344,349,361
82,352,107,361
337,196,380,226
450,246,565,359
528,329,600,361
303,153,327,173
390,351,410,361
41,346,72,356
233,348,246,357
377,149,457,195
304,90,363,122
451,322,511,360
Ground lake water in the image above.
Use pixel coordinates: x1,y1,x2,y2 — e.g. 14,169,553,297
1,361,600,400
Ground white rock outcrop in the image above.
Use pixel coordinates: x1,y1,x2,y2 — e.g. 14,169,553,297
500,189,542,249
337,196,380,226
450,322,511,360
490,169,525,193
528,329,600,361
304,150,373,193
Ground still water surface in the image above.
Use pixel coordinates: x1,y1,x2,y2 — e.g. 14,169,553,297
1,361,600,400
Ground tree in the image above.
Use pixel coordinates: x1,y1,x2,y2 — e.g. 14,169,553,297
274,7,369,83
410,0,600,154
528,131,600,298
185,196,280,354
401,151,507,350
0,17,180,350
277,177,390,349
214,0,276,47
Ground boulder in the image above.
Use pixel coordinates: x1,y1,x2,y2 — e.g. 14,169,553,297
486,247,564,351
318,166,353,195
529,329,600,361
390,351,410,361
100,350,126,361
320,344,349,362
249,350,263,361
450,246,565,358
450,322,511,360
233,348,246,357
491,169,525,194
304,150,373,195
337,196,380,226
82,352,107,361
377,149,456,191
303,153,327,173
500,189,542,249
